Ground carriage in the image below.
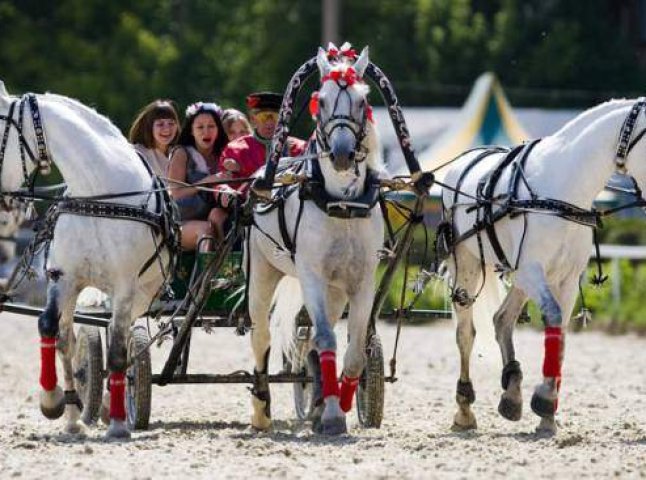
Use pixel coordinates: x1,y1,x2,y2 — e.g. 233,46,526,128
0,45,444,436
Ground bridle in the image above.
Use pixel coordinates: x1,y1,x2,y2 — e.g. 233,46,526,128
311,66,371,165
615,97,646,175
0,93,53,208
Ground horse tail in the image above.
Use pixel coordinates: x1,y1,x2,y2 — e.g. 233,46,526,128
470,265,505,361
270,276,304,364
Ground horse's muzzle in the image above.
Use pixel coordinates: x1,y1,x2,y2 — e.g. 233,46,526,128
330,128,357,171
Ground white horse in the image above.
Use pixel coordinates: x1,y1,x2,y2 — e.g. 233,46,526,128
247,46,386,434
0,81,173,438
441,98,646,435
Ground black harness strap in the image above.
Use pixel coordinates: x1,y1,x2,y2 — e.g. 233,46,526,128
56,200,162,231
479,144,527,270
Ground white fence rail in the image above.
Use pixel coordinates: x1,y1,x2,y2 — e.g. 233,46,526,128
592,244,646,308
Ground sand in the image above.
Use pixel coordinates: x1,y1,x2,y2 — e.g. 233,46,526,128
0,312,645,479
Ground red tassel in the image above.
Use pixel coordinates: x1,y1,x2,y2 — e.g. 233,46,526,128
542,326,562,378
339,375,359,412
109,372,127,421
366,104,374,123
39,337,57,391
309,91,319,117
319,350,340,398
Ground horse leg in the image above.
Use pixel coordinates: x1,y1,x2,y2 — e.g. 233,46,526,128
105,284,135,439
310,286,347,432
38,272,68,420
494,287,527,421
450,247,480,431
57,289,87,434
340,283,372,414
247,255,282,431
301,276,346,435
533,271,579,434
518,264,565,436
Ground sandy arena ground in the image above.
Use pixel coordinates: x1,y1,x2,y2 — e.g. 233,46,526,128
0,312,645,479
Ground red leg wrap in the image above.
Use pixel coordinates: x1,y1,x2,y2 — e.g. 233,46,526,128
542,326,562,378
339,375,359,413
39,337,57,391
319,350,340,398
109,372,127,421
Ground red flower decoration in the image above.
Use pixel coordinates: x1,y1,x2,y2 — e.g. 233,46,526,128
322,67,358,86
340,46,357,60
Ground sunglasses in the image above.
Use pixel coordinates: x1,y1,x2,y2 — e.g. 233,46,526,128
254,111,279,123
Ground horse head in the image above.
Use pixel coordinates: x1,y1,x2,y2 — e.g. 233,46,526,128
313,44,371,173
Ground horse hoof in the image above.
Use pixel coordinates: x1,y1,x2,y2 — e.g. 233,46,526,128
64,421,88,436
106,420,131,439
451,410,477,431
321,416,347,435
451,420,477,432
40,386,65,420
498,396,522,421
251,415,272,431
251,396,272,431
535,417,557,437
530,392,556,418
99,392,110,426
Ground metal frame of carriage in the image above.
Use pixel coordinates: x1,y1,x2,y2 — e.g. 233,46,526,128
2,57,447,431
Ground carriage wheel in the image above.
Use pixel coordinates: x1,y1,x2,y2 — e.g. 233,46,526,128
292,327,317,420
72,326,104,425
126,326,152,430
356,333,385,428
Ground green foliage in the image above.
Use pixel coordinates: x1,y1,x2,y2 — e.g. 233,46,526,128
596,217,646,245
378,264,451,322
2,1,646,130
579,260,646,334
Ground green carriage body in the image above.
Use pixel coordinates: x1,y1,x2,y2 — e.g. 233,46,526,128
170,250,246,314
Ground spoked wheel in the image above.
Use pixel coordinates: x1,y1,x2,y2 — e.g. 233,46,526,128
126,326,152,430
356,333,385,428
72,326,104,425
292,327,318,420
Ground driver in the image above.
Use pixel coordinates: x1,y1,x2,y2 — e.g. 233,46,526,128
208,92,306,233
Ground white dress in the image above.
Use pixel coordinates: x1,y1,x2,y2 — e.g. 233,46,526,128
134,144,170,177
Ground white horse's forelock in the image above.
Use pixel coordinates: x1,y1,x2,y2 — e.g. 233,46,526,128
0,80,8,97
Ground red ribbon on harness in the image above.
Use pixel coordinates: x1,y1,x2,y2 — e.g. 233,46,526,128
309,91,320,117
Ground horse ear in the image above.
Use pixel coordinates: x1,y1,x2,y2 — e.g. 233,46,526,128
354,47,370,78
0,80,8,97
317,47,331,76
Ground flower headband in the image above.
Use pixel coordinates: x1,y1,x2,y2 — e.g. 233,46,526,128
185,102,221,118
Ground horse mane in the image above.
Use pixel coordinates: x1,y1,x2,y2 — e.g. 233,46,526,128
43,93,127,142
553,98,633,139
